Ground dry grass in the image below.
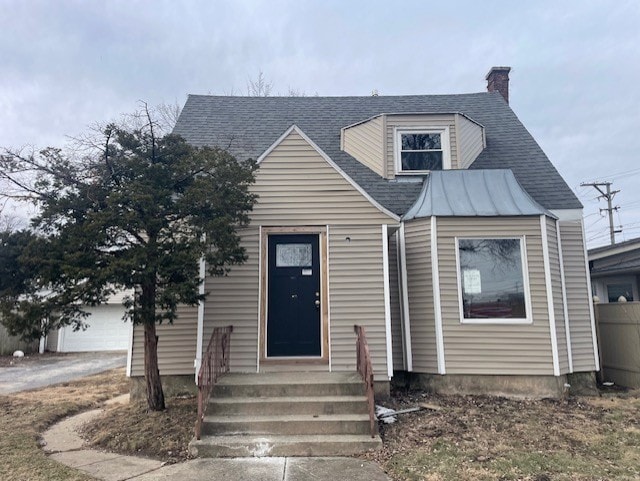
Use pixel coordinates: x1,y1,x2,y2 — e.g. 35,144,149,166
363,388,640,481
80,394,197,463
0,368,129,481
18,363,635,481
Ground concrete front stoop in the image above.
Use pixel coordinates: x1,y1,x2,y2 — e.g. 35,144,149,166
189,372,382,457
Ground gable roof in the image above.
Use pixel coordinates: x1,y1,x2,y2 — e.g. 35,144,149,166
257,124,399,221
174,92,582,215
403,169,554,220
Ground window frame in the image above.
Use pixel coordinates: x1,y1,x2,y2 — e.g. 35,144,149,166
394,127,451,174
454,236,533,325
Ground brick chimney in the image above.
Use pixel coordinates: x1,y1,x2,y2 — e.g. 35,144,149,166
486,66,511,103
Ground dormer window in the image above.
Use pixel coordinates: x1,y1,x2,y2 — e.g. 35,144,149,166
395,127,451,174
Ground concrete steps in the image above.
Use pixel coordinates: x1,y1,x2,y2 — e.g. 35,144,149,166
190,434,381,458
210,396,369,416
190,372,381,457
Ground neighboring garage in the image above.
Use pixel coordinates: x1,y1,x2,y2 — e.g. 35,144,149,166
47,291,132,353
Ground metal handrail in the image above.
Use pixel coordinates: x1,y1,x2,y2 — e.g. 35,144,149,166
195,325,233,440
354,324,377,438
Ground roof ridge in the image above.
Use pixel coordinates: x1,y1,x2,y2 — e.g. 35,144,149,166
186,92,493,100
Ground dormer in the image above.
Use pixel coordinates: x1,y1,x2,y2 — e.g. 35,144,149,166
341,112,485,179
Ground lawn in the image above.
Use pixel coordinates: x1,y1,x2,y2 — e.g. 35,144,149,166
0,367,129,481
80,393,196,463
80,378,640,480
364,387,640,481
3,363,638,481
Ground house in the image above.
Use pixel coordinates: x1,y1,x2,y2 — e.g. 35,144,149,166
127,67,599,402
588,238,640,388
589,237,640,303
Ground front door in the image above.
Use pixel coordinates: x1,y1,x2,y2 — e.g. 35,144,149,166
267,234,321,357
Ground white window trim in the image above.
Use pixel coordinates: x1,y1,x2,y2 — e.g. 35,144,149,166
455,236,533,325
394,127,451,174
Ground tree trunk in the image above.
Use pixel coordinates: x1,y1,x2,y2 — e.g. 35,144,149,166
144,321,165,410
141,274,165,411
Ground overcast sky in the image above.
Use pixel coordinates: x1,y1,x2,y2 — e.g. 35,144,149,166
1,0,638,247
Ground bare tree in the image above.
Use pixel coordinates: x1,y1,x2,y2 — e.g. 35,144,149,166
0,212,26,232
286,87,306,97
247,70,273,97
155,100,182,134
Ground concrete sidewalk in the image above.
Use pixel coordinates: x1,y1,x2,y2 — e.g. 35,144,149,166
41,396,390,481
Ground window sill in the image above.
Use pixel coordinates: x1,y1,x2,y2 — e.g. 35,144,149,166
460,318,532,325
395,170,436,176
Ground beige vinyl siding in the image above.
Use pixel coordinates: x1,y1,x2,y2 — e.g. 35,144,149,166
201,227,260,373
329,225,389,380
253,130,393,225
200,130,394,378
385,114,458,178
456,114,485,169
404,219,438,372
129,129,398,379
437,217,555,375
559,220,597,371
546,217,570,374
388,231,404,370
342,115,385,177
130,304,198,377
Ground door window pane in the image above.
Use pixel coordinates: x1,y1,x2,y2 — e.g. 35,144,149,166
459,238,527,320
276,243,312,267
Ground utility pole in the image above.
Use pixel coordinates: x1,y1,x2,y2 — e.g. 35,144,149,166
580,181,621,245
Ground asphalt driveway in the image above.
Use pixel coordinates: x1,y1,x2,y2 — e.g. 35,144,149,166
0,351,126,395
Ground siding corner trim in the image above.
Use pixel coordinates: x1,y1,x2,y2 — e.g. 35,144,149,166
540,215,561,376
398,223,413,371
194,256,206,383
430,216,446,374
382,224,394,379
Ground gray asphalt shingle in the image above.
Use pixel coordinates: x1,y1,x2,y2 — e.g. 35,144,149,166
173,92,581,215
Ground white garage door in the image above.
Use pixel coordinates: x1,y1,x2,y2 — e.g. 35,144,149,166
58,305,130,352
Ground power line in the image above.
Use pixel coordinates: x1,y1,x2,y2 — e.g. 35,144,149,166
580,181,621,245
602,167,640,181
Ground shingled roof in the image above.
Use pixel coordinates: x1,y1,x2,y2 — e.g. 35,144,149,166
173,92,581,215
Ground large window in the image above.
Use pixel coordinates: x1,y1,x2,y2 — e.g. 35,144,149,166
457,238,530,323
395,128,450,173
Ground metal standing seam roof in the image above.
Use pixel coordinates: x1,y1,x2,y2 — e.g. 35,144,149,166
402,170,555,220
173,92,582,215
